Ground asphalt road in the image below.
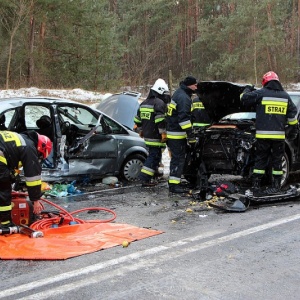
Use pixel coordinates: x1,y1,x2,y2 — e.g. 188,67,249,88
2,178,300,300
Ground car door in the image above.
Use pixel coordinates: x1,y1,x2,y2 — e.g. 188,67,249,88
56,104,119,176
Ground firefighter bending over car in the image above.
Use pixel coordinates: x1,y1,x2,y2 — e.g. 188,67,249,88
134,78,170,187
241,71,299,197
166,76,198,194
0,131,52,228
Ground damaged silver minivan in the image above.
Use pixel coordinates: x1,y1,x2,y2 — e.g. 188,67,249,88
0,96,148,182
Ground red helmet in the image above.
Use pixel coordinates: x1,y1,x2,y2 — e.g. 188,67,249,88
37,134,52,159
262,71,279,86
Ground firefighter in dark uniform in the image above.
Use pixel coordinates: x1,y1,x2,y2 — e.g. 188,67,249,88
191,93,212,130
134,78,170,186
0,130,52,228
166,76,198,193
241,71,298,196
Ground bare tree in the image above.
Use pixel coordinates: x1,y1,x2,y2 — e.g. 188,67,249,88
0,0,30,88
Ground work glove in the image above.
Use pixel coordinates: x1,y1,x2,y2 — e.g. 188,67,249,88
139,130,144,138
243,84,255,93
287,124,299,140
161,132,167,143
186,128,196,146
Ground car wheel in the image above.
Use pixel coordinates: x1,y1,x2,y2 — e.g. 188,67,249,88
121,154,146,181
281,152,289,186
265,152,289,187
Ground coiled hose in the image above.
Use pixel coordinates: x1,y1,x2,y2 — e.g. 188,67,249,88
12,191,117,231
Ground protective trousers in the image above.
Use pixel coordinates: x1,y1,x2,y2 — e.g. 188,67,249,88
139,146,162,182
0,157,13,227
253,139,284,181
167,139,187,188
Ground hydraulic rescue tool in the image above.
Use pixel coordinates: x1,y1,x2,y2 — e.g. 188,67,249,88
0,224,43,238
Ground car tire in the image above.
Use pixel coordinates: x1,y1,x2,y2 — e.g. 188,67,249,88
281,152,290,186
120,154,146,181
265,152,289,187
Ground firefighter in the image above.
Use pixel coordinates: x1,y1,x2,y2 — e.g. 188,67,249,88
134,78,170,187
166,76,198,193
241,71,298,196
0,130,52,228
191,91,212,130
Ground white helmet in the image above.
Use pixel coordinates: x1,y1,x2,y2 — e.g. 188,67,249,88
151,78,169,95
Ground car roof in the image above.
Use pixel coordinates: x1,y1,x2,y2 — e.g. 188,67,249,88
0,96,79,104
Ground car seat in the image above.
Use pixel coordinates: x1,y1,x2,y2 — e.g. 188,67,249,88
36,115,53,140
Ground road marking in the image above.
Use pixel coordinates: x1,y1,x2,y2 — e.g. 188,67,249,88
3,213,300,299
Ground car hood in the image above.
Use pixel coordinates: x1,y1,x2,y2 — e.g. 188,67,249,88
96,92,141,130
197,81,249,122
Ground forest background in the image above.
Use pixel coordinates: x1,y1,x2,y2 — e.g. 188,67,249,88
1,0,300,94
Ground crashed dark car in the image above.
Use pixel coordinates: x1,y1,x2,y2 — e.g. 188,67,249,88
183,81,300,188
0,97,148,182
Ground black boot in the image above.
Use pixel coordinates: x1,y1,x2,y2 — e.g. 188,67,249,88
251,178,266,197
0,210,14,228
265,176,281,195
169,185,187,194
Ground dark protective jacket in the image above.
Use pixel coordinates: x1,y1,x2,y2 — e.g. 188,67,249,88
241,82,298,139
191,96,212,128
0,131,42,201
166,82,193,139
134,94,167,147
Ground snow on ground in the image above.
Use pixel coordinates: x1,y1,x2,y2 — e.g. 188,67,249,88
0,87,111,103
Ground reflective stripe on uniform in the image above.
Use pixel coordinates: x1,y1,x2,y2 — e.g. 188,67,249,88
168,176,181,184
193,123,210,127
166,131,186,139
253,169,265,175
25,175,42,187
141,166,155,177
261,97,288,104
0,150,7,165
0,204,12,212
179,120,192,130
288,118,298,125
256,130,285,139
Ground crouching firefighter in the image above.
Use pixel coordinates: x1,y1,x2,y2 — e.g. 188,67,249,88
241,71,298,197
0,131,52,228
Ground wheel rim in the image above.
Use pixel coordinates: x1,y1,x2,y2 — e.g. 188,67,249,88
123,158,143,181
281,155,288,185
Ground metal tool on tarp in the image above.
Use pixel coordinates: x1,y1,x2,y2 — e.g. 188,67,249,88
0,224,43,238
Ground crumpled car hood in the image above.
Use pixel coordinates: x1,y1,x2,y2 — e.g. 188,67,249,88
197,81,249,122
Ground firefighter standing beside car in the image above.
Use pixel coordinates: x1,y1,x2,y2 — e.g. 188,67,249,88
166,76,198,194
0,130,52,228
241,71,298,197
134,78,170,187
191,91,212,130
